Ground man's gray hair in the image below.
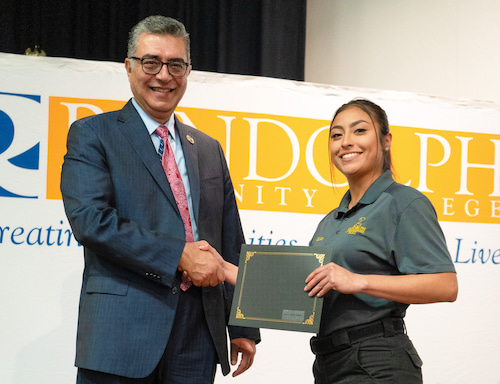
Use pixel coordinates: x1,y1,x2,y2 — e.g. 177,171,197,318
127,15,190,62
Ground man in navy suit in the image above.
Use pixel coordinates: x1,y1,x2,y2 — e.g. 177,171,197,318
61,15,260,384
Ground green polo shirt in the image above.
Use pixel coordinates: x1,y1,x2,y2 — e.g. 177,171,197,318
310,171,456,336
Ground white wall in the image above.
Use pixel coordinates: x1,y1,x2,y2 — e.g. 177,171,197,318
305,0,500,102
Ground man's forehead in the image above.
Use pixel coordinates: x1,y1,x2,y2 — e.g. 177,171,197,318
136,33,187,57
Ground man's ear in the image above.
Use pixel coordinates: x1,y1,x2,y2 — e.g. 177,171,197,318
124,58,132,77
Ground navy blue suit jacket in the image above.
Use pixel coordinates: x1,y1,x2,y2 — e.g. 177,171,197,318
60,100,259,378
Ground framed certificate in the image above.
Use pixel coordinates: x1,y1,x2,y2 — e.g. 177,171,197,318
229,244,331,333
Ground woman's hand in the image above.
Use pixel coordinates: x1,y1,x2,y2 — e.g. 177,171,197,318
305,263,458,304
196,243,239,286
305,262,366,297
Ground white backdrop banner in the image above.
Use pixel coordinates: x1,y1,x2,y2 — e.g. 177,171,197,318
0,52,499,383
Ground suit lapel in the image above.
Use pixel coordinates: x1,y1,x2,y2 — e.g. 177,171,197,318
117,101,179,211
175,117,200,223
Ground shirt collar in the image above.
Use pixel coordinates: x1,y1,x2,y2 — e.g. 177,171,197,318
336,170,395,217
131,98,176,140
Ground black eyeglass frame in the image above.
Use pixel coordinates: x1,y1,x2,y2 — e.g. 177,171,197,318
129,56,191,77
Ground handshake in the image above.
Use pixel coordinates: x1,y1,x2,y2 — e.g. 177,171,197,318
178,240,238,287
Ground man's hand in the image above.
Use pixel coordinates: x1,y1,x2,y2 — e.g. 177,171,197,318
230,338,256,377
198,243,238,286
177,241,225,287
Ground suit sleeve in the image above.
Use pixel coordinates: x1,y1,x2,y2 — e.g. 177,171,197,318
60,117,185,287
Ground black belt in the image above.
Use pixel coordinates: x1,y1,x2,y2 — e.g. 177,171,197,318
310,318,405,355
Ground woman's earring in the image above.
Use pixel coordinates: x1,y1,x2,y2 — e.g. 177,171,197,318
385,147,390,151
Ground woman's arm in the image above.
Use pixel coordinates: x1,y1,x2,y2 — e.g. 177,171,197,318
221,260,238,286
305,262,458,304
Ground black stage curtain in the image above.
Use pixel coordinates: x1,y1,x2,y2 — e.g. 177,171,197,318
0,0,306,81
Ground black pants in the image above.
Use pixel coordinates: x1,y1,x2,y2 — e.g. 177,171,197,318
312,333,423,383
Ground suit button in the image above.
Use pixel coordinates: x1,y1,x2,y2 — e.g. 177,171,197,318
172,286,178,295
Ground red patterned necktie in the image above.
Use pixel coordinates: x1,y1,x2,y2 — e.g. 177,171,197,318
156,125,193,290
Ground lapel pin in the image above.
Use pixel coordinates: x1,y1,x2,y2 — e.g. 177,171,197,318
186,135,195,144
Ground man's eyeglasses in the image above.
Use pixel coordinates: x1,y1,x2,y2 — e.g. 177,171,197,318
130,57,190,77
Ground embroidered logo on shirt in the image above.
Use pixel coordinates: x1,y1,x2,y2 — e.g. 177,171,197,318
346,217,366,235
315,237,324,242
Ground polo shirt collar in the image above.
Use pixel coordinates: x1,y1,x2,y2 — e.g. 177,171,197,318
335,170,395,218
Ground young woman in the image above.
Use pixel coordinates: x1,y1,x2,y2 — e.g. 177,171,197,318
304,98,458,383
196,98,457,382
